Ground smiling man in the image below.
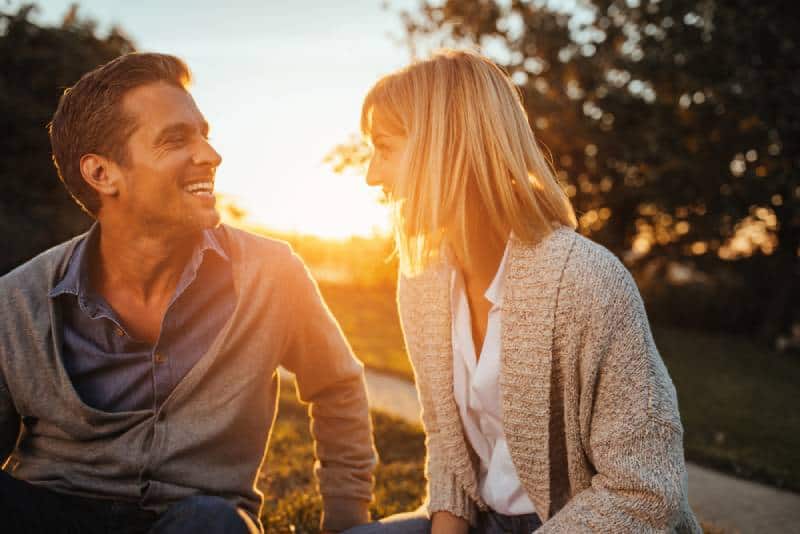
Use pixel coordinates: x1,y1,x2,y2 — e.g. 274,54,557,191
0,53,376,533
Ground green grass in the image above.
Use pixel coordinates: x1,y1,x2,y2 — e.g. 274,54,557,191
261,381,426,532
653,325,800,492
319,283,411,380
318,282,800,492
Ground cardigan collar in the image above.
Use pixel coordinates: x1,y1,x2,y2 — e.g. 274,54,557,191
499,227,577,519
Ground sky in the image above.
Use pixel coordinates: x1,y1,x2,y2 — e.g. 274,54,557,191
23,0,419,237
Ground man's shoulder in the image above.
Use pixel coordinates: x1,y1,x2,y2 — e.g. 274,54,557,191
217,225,303,274
0,235,84,296
217,224,296,257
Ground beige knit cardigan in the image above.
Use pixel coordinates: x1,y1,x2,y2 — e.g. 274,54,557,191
396,227,702,533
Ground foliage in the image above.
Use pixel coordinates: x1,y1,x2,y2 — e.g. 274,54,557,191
330,0,799,340
0,4,134,274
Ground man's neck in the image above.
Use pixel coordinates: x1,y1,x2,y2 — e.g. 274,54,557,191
91,216,199,306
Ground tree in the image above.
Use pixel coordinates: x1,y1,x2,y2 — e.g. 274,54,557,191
330,0,798,340
0,3,135,274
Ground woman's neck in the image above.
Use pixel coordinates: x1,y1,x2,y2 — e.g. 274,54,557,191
450,220,508,295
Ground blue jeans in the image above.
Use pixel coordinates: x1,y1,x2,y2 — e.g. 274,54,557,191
0,469,258,533
344,505,542,534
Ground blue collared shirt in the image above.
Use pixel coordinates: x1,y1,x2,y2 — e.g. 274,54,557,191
49,223,235,413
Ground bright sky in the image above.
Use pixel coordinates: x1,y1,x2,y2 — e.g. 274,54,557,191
25,0,416,237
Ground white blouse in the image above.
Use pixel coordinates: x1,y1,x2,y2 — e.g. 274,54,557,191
449,242,536,515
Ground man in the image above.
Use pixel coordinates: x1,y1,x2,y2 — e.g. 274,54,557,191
0,52,376,533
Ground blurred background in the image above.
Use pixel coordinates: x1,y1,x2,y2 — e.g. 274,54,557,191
1,0,798,530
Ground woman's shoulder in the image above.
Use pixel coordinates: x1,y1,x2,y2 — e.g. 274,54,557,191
513,227,641,310
565,231,634,287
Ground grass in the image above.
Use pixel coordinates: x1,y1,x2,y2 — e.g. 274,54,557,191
318,282,800,492
653,325,800,492
319,283,410,380
261,381,426,532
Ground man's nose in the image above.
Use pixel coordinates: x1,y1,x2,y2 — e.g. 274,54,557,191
194,138,222,167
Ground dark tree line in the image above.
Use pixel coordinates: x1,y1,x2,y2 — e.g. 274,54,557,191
392,0,797,342
0,4,134,274
2,2,797,345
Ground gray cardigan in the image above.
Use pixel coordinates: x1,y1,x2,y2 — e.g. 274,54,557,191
0,225,377,532
397,226,702,532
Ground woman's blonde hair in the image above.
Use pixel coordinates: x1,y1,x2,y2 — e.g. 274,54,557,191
361,49,577,275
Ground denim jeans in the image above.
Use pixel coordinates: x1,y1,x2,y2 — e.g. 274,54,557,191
0,469,257,533
343,505,542,534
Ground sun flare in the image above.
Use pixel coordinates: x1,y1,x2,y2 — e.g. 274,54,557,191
218,167,391,240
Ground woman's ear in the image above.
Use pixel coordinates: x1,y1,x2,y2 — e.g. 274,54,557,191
79,153,120,197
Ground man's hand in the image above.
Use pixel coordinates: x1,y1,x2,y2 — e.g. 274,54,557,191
431,511,469,534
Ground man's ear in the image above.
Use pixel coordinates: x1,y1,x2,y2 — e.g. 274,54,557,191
79,153,120,197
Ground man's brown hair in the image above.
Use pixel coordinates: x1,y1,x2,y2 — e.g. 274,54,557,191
48,53,191,216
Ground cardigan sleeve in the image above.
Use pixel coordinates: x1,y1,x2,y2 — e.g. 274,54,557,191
397,275,478,526
539,258,700,533
539,418,694,533
279,252,377,532
417,379,477,525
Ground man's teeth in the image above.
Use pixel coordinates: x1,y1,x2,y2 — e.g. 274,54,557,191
184,182,214,194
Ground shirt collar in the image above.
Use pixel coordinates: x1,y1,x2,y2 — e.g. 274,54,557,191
49,224,230,301
484,238,512,306
197,226,230,264
49,222,99,299
173,227,230,298
445,235,513,307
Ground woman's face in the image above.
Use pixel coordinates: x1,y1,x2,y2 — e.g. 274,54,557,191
365,113,407,198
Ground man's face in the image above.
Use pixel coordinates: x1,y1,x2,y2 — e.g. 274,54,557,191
111,81,222,235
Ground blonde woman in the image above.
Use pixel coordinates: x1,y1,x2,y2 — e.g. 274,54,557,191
345,50,701,534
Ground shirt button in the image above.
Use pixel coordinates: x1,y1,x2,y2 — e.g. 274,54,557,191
154,352,167,364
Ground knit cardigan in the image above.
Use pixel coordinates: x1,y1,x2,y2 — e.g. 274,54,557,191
397,226,702,533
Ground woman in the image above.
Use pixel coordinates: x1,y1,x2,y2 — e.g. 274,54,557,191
347,50,701,533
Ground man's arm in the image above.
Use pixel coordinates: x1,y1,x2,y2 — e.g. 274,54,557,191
280,253,377,533
0,372,21,467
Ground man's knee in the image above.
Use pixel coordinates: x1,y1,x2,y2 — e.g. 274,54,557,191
150,495,257,534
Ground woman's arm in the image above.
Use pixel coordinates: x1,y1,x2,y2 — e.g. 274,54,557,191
538,255,700,533
397,274,478,526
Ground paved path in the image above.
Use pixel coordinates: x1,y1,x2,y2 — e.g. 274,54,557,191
356,368,800,534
